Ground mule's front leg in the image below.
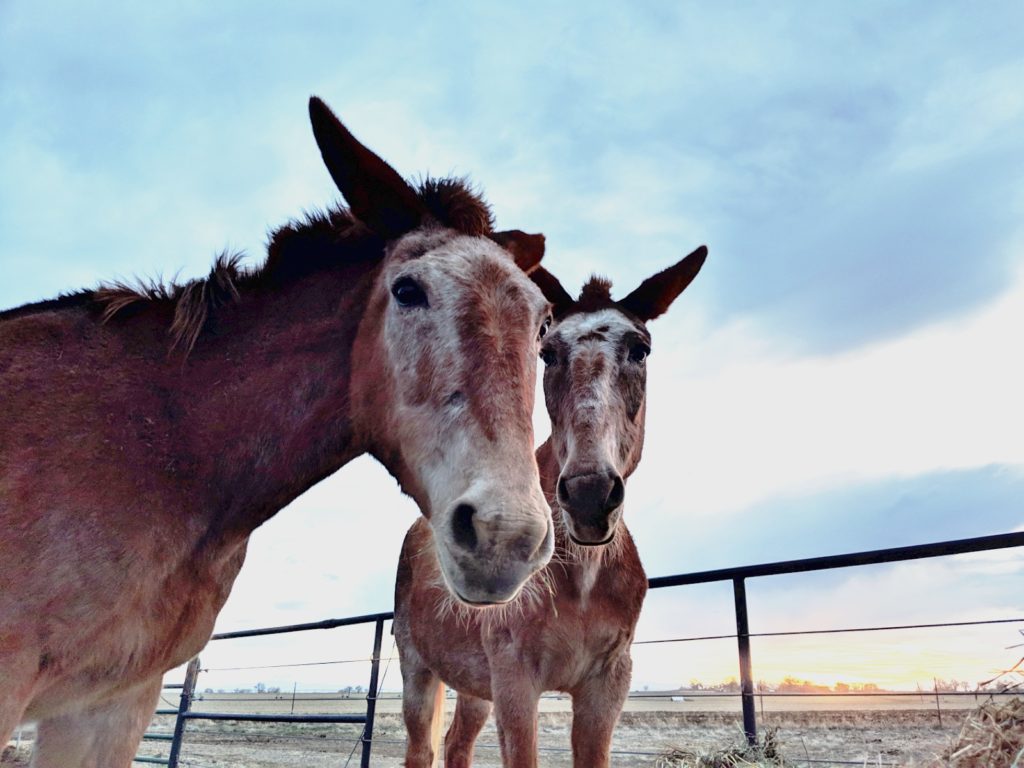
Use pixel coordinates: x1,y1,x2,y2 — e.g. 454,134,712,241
491,663,541,768
445,692,491,768
570,654,632,768
401,661,444,768
31,676,162,768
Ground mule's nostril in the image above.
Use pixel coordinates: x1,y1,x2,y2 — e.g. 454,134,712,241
606,474,625,512
451,503,478,551
557,477,570,505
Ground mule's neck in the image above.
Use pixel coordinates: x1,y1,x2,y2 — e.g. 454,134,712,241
166,261,380,536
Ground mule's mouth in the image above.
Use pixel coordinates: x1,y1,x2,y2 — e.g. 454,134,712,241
435,549,527,607
451,588,515,608
567,529,617,547
560,506,619,547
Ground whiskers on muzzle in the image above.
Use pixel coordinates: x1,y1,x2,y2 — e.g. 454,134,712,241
429,560,557,627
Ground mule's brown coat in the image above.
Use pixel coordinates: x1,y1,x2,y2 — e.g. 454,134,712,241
0,99,552,767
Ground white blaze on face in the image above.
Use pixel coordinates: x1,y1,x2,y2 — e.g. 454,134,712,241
545,308,649,479
379,230,554,604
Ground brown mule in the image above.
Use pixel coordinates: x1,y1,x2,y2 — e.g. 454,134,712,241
394,246,707,768
0,98,555,767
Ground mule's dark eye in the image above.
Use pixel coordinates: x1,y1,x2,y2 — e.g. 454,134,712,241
391,277,428,308
540,348,558,367
538,316,552,340
628,343,650,364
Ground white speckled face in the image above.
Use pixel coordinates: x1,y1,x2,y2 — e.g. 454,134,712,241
370,229,554,603
539,307,651,544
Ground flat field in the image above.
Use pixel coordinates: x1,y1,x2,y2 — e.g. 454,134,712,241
6,691,1017,767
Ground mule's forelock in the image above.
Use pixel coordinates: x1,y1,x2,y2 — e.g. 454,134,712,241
417,176,494,236
576,276,615,312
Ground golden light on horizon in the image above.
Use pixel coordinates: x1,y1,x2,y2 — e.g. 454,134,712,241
631,624,1022,692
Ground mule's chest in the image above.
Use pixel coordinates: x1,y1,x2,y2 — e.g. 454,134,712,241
486,590,636,694
555,609,634,689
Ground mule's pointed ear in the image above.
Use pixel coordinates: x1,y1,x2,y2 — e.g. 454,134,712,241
529,266,575,317
308,96,426,238
490,230,546,274
618,245,708,321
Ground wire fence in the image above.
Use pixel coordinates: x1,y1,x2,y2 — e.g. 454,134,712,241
117,531,1024,767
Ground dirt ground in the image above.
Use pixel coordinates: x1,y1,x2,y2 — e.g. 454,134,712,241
6,693,1017,767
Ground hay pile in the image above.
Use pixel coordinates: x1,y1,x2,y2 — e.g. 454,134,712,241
938,697,1024,767
0,746,30,767
657,727,787,767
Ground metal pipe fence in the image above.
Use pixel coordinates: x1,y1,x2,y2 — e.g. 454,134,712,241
136,531,1024,766
136,614,391,768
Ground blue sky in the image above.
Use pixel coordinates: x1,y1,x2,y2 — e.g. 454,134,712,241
2,2,1022,690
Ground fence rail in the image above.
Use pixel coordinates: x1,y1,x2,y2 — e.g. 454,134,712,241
138,616,389,768
138,531,1024,766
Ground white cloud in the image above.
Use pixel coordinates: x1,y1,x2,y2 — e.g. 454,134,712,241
628,265,1024,527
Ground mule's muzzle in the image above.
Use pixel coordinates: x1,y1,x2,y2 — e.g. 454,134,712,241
439,499,554,605
556,468,624,544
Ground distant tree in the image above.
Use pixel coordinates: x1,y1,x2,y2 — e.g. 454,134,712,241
720,678,740,693
255,682,267,694
834,682,850,693
778,677,830,693
204,688,214,694
267,686,281,694
688,679,704,691
933,678,970,693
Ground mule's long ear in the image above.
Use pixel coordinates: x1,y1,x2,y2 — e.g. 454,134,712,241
490,230,545,274
309,96,426,238
618,245,708,321
529,266,575,317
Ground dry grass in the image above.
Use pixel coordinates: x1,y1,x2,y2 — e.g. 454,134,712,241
657,726,787,767
657,699,1024,768
0,746,28,768
934,697,1024,767
7,698,1023,766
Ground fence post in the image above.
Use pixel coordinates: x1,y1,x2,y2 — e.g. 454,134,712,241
360,618,385,768
167,657,200,768
733,578,757,746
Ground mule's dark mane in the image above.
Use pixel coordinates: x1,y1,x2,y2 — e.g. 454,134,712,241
0,291,96,322
0,176,494,352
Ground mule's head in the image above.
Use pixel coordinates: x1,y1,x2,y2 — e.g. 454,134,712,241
308,97,553,604
532,247,707,545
